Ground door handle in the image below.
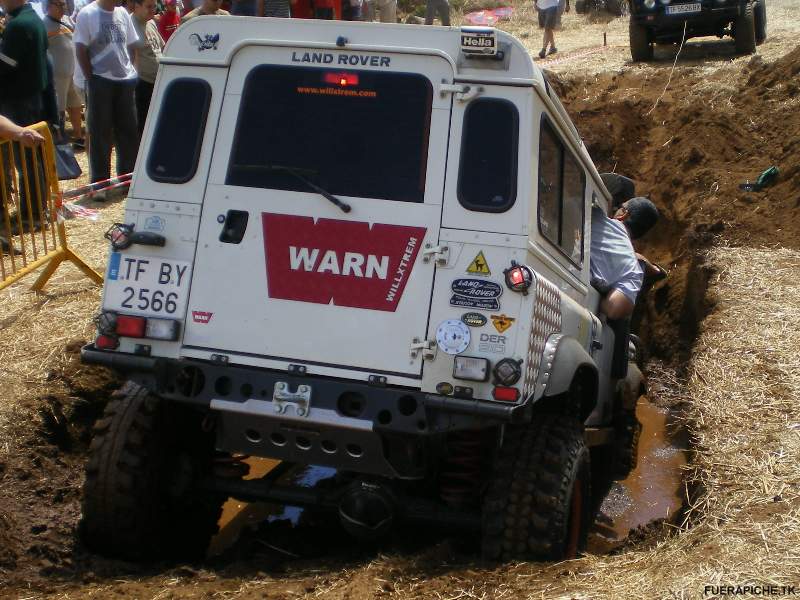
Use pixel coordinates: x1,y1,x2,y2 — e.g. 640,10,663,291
219,210,249,244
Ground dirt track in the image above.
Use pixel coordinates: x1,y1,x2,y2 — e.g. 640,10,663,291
2,2,800,597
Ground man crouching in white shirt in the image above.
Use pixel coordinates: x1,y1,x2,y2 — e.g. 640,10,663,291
590,197,660,320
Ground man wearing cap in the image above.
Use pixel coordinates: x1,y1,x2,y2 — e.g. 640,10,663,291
590,197,659,320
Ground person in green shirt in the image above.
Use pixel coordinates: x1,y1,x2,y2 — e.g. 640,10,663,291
0,0,49,125
0,0,49,226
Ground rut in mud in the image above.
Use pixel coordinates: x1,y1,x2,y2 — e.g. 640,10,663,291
1,41,800,600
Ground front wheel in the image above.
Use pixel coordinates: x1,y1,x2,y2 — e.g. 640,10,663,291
734,0,757,54
80,382,225,562
482,414,592,561
629,20,654,62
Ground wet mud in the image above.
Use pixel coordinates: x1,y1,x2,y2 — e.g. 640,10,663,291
590,398,688,553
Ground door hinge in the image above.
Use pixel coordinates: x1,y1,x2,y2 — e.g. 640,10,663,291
410,337,437,361
422,243,450,266
438,83,483,102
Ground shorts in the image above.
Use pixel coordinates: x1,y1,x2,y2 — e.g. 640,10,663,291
538,5,558,29
54,75,83,113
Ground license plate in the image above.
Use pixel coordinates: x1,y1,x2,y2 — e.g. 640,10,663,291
666,3,701,14
104,252,192,317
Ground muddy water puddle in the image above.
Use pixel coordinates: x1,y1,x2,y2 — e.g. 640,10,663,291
208,460,335,558
589,398,688,553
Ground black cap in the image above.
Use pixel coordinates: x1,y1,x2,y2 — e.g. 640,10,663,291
624,197,659,240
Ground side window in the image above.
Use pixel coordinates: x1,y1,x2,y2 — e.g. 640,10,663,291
537,119,586,267
457,98,519,213
146,78,211,184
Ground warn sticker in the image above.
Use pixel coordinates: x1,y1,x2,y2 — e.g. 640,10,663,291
263,214,426,312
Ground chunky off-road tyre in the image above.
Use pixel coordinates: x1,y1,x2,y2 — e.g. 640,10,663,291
482,414,592,561
629,20,653,62
734,0,757,54
606,0,629,17
754,0,767,45
80,382,224,562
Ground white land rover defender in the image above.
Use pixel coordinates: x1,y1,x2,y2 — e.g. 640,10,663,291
80,18,644,562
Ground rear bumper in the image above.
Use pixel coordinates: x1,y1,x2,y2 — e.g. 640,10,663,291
632,5,740,33
82,345,530,478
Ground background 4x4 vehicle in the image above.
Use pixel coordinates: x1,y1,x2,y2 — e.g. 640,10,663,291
81,19,647,563
629,0,767,61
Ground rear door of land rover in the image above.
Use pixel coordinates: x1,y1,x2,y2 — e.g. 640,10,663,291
183,46,452,380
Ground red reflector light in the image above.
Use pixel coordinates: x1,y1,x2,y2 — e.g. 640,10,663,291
509,268,525,285
323,72,359,86
116,315,146,338
492,386,520,402
95,334,119,350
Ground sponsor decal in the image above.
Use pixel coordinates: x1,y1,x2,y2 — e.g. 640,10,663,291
449,278,502,311
491,314,515,334
291,51,392,68
435,319,471,355
189,33,219,52
192,310,213,324
466,251,491,276
144,215,165,232
461,312,487,327
262,214,426,312
479,333,507,354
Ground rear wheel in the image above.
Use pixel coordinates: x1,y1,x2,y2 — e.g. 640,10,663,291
482,414,592,561
754,0,767,45
734,0,757,54
629,20,654,62
80,382,225,562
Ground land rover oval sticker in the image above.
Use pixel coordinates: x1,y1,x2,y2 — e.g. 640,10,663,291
262,214,426,312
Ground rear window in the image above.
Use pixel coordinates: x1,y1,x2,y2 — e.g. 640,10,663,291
226,65,433,203
457,98,518,213
146,78,211,184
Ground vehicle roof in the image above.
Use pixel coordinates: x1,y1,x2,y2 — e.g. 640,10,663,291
164,17,542,87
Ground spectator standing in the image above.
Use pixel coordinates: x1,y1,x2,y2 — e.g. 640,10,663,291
0,0,49,127
424,0,448,25
534,0,567,58
229,0,254,14
156,0,179,40
364,0,394,22
44,0,84,146
132,0,162,137
74,0,139,183
180,0,227,21
260,0,288,17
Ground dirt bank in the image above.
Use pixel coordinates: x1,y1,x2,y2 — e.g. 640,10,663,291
1,17,800,600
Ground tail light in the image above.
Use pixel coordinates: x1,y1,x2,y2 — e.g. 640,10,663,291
323,72,359,86
453,356,490,382
503,261,534,295
94,311,180,348
492,386,520,402
493,358,523,386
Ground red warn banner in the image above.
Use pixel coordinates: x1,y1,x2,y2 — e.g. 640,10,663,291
262,214,427,312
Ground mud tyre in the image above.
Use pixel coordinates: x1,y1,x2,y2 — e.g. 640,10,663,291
754,0,767,45
482,414,592,561
629,20,653,62
734,0,757,54
80,382,224,562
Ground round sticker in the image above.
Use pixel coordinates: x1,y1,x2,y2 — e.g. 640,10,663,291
435,319,471,355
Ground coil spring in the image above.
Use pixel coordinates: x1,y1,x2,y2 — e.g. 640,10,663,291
439,430,483,507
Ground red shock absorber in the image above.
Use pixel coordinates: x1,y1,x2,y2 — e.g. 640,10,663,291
438,430,484,507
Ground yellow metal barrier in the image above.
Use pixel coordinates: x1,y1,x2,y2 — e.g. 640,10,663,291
0,122,101,292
